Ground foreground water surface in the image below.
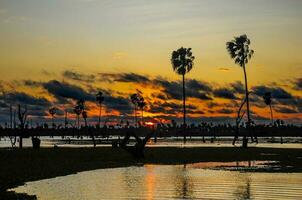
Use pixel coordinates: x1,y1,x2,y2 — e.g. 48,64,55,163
12,162,302,200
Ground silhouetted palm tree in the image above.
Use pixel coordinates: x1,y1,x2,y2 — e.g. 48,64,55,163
82,110,88,127
137,94,146,125
96,91,104,127
130,93,139,126
226,34,254,146
48,107,57,128
64,110,68,128
263,92,274,125
171,47,195,143
74,99,84,129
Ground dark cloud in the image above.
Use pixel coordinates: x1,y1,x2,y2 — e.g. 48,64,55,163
213,88,237,99
0,92,51,120
187,110,205,115
293,78,302,90
1,92,51,107
99,73,150,84
99,73,214,101
259,94,302,113
27,109,47,117
252,85,293,99
217,67,230,71
230,81,245,94
151,93,168,100
153,78,212,100
41,69,54,76
251,114,270,121
186,79,212,92
116,73,150,83
193,93,212,100
42,80,95,102
206,101,220,109
275,107,299,114
23,80,42,87
216,108,234,114
148,101,200,115
148,104,168,114
62,70,95,82
1,71,301,124
104,95,132,114
295,98,302,112
161,102,197,110
153,79,182,100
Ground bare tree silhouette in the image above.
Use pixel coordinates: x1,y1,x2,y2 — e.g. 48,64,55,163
171,47,195,143
17,104,28,148
96,91,104,128
226,34,255,147
263,92,274,125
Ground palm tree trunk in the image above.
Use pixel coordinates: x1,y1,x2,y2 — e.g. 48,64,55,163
98,104,102,127
134,106,137,126
19,136,23,148
269,104,274,125
141,108,143,126
10,105,12,129
182,74,186,144
51,116,54,138
92,133,96,148
242,63,250,147
64,110,68,128
77,115,80,129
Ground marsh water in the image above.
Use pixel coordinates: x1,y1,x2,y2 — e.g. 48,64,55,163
4,137,302,199
12,162,302,200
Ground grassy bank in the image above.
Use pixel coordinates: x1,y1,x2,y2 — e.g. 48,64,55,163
1,146,302,199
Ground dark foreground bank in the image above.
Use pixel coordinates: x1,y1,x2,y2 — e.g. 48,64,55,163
1,146,302,199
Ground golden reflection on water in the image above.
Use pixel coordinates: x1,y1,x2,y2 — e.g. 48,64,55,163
12,163,302,200
145,164,155,200
173,164,195,199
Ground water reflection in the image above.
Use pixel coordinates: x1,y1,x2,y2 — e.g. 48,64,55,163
145,165,155,200
233,176,251,200
173,164,195,199
12,163,302,200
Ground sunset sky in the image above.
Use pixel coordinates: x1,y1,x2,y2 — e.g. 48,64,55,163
0,0,301,125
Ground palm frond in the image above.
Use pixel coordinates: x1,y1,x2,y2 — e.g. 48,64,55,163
226,34,254,67
171,47,195,75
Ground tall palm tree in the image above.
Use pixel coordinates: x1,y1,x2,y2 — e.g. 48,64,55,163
64,110,68,128
96,91,104,127
74,99,84,129
171,47,195,143
48,107,57,128
226,34,254,146
130,93,139,126
82,110,88,127
137,94,146,125
263,92,274,125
